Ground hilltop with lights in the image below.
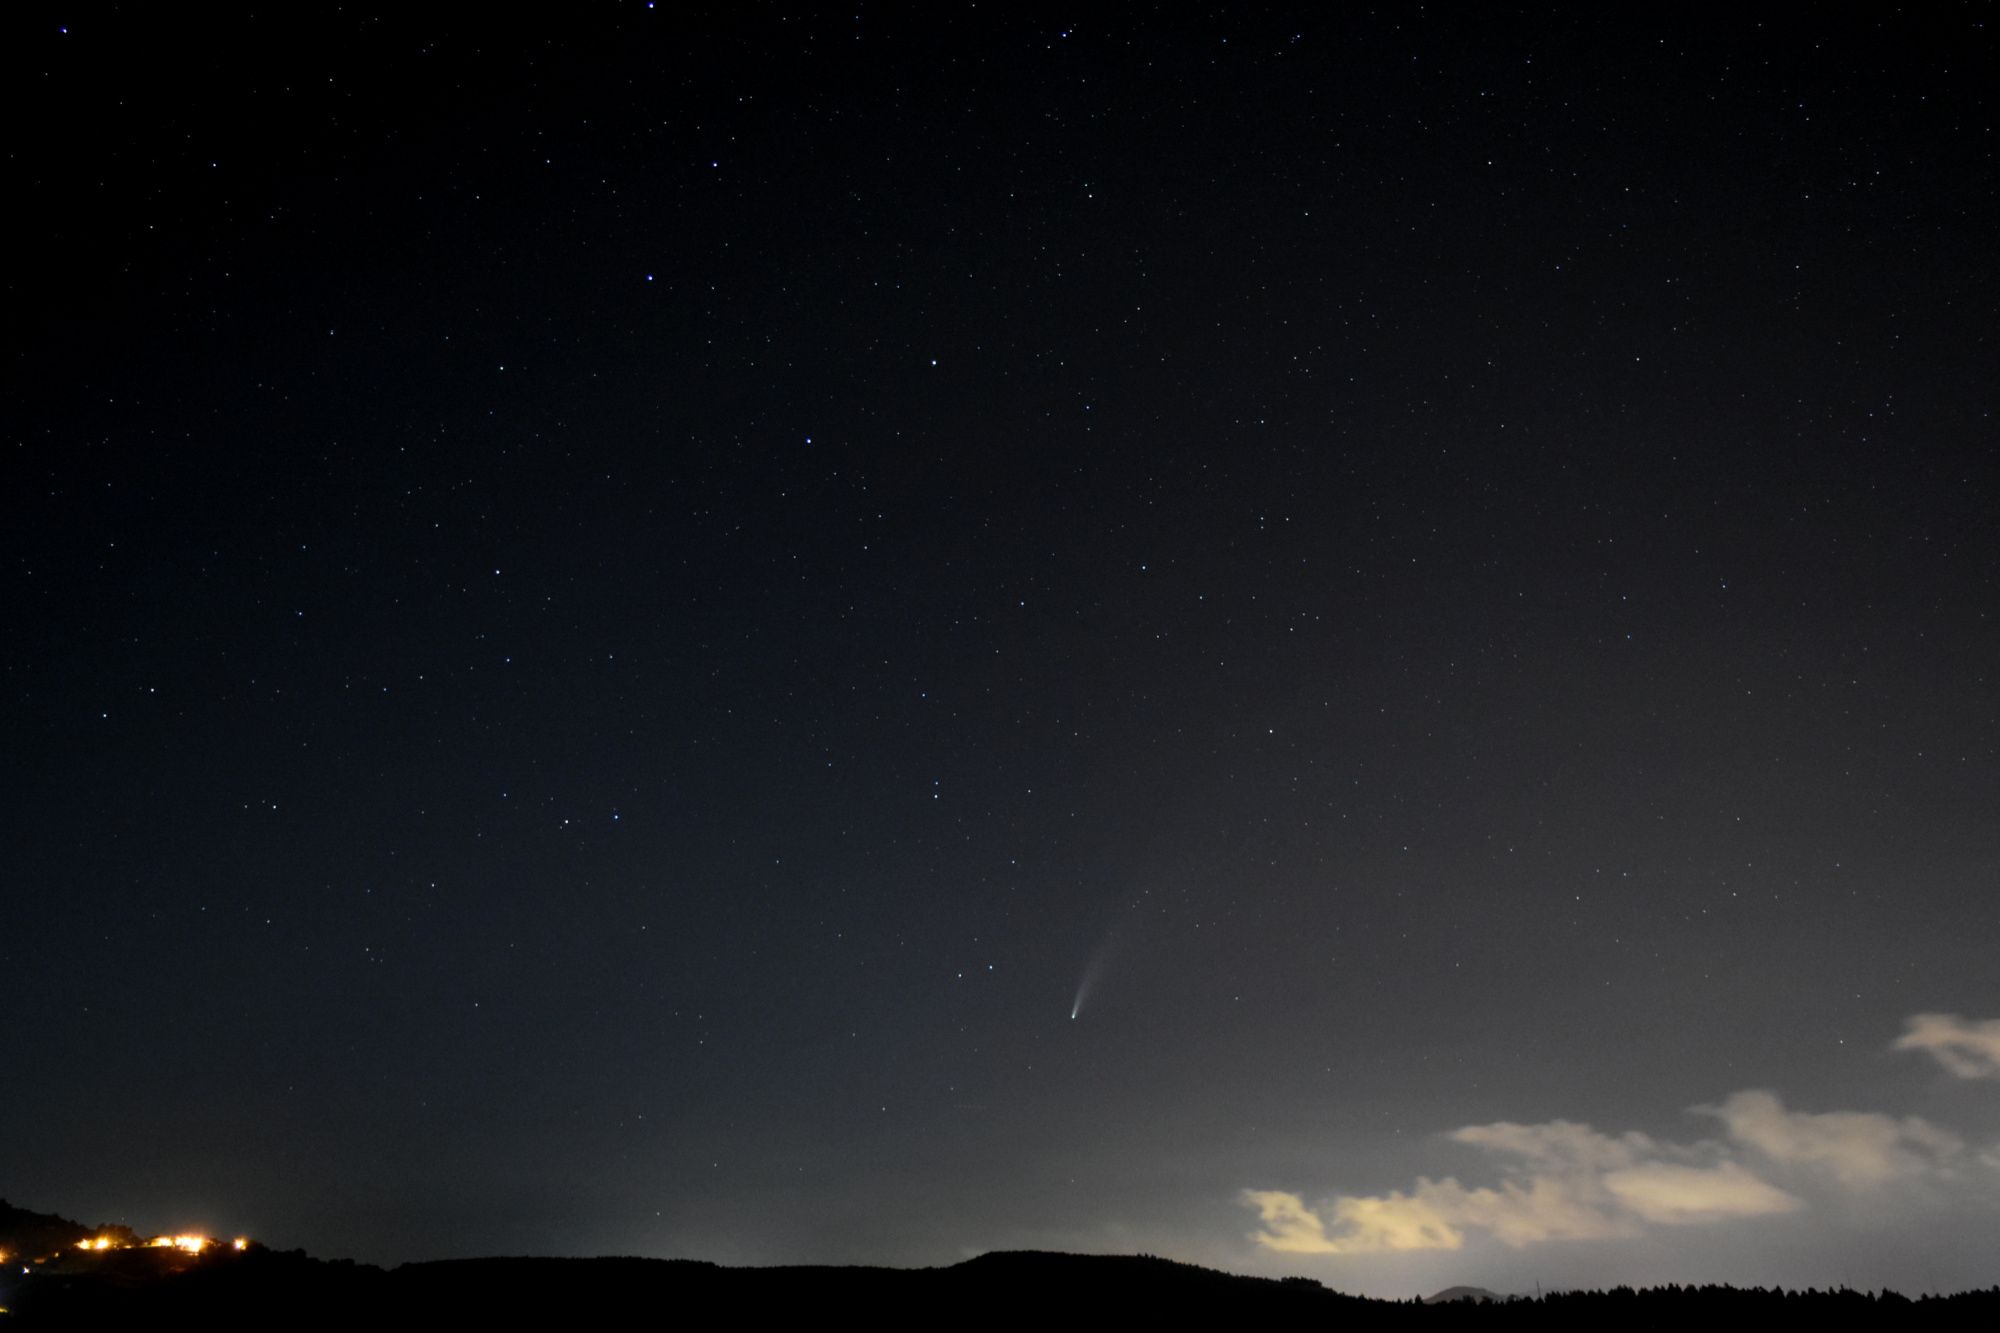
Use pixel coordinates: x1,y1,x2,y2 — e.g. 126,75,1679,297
0,1198,250,1267
71,1231,251,1257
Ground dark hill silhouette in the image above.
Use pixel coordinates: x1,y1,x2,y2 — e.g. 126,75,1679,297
386,1250,1375,1325
0,1198,138,1260
5,1208,1999,1331
0,1199,87,1259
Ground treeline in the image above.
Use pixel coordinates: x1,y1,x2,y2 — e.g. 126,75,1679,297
1433,1284,1999,1327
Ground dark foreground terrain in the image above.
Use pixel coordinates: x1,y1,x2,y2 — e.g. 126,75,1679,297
7,1247,1999,1331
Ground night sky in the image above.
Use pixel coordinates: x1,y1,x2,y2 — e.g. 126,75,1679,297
6,3,1997,1299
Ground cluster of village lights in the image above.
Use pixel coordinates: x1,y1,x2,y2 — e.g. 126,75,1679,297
74,1235,249,1254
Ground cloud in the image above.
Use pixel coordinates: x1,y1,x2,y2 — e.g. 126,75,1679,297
1441,1174,1639,1245
1240,1190,1364,1253
1244,1113,1799,1255
1448,1119,1653,1172
1246,1017,2000,1261
1894,1013,2000,1080
1601,1160,1802,1223
1242,1187,1470,1254
1702,1089,1962,1186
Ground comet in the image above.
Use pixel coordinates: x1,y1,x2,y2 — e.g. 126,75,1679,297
1070,935,1114,1020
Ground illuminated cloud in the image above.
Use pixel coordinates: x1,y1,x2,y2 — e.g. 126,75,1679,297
1448,1119,1653,1172
1244,1112,1797,1255
1894,1013,2000,1080
1702,1089,1962,1185
1240,1189,1358,1253
1439,1174,1637,1245
1241,1187,1468,1253
1601,1160,1802,1224
1246,1018,2000,1260
1330,1186,1475,1251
